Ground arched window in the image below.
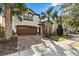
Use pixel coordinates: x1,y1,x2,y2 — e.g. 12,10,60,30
23,12,33,21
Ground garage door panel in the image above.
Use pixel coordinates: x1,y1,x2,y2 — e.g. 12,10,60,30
16,25,37,36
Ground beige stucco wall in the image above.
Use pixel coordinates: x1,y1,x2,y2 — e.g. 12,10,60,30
0,15,2,25
51,21,57,33
13,15,40,33
40,18,58,34
0,14,5,27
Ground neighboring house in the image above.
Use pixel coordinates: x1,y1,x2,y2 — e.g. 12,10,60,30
39,18,57,35
0,10,5,37
13,9,42,36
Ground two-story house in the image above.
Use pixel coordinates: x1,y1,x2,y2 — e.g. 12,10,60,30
12,9,42,36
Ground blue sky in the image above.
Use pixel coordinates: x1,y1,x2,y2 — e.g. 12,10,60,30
26,3,62,16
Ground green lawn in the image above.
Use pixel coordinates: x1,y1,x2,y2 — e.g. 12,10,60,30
57,35,70,41
52,35,70,41
75,32,79,35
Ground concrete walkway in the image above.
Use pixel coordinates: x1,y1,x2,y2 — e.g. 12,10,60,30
6,49,34,56
6,39,79,56
68,34,79,41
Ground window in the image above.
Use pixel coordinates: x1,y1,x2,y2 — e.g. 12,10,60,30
28,13,33,21
24,14,28,20
23,13,33,21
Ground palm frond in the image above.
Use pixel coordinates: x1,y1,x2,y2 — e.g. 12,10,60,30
46,7,53,15
11,3,28,16
52,11,58,20
40,12,47,19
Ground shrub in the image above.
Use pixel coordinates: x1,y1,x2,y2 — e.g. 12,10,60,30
56,24,63,36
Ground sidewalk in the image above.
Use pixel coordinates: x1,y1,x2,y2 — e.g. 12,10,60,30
68,34,79,41
6,49,34,56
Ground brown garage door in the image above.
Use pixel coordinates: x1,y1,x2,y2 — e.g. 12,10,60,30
16,25,37,36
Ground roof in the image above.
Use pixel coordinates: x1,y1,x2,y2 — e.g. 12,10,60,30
28,8,40,16
38,20,53,26
40,20,53,24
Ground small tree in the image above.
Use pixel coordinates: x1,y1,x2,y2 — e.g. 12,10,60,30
57,24,63,36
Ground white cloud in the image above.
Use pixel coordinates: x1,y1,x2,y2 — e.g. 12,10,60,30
53,3,59,6
47,3,60,7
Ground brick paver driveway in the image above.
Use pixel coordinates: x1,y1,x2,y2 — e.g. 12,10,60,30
6,35,79,56
17,35,49,50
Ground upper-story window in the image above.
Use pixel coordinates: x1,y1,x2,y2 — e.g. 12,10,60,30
24,14,28,20
23,12,33,21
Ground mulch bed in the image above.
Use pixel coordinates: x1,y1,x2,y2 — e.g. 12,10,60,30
0,37,18,56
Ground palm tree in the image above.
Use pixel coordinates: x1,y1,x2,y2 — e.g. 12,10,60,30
0,3,28,39
40,7,58,35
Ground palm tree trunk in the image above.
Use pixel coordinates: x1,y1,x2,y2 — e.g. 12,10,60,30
47,17,50,34
75,27,78,33
49,23,51,34
4,8,12,39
